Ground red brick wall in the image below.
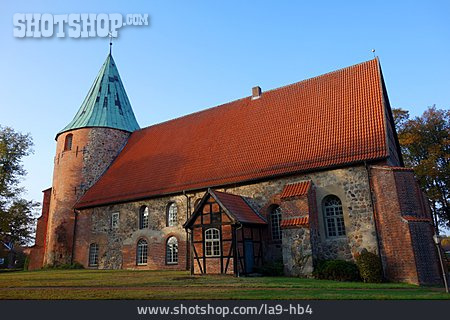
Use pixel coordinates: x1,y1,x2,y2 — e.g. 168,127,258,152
44,129,92,266
28,188,52,270
73,209,188,270
44,128,129,266
72,210,94,267
122,237,187,270
370,166,441,284
192,222,234,275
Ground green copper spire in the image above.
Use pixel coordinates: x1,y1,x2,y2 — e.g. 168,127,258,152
57,54,140,138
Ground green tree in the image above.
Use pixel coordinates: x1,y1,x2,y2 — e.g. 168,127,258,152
0,125,37,253
392,106,449,229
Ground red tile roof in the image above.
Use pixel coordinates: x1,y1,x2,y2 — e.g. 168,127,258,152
280,181,312,199
280,217,309,228
75,58,388,209
212,191,267,225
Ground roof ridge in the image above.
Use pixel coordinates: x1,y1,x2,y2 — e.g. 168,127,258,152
132,58,378,135
262,58,378,95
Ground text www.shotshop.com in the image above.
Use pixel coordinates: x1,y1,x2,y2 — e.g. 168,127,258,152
137,303,313,317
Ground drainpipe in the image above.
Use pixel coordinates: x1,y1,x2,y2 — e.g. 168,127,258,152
71,209,78,265
234,222,243,277
183,191,191,271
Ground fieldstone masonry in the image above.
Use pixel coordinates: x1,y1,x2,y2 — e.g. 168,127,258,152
282,228,313,276
73,165,379,274
74,195,188,270
81,128,130,194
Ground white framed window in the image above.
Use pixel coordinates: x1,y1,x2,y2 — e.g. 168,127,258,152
167,202,178,226
137,239,148,265
88,243,99,267
270,206,282,241
166,236,178,264
111,212,119,228
205,228,220,257
139,206,149,229
323,195,346,238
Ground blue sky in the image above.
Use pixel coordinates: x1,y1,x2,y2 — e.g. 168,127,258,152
0,0,449,204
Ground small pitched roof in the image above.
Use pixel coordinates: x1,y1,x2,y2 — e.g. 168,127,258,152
280,181,312,199
57,54,140,138
212,191,267,225
280,217,309,228
184,190,267,228
76,58,390,209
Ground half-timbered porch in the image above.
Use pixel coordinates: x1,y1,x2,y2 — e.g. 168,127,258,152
184,189,267,275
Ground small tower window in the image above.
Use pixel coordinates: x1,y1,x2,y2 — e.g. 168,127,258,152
323,195,346,238
64,134,73,151
88,243,99,267
167,202,178,227
139,206,149,229
166,236,178,264
270,205,282,241
137,239,148,265
205,228,220,257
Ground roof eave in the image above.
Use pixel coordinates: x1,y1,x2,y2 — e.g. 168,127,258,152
74,156,388,210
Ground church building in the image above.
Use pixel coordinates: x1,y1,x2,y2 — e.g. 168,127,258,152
28,53,442,285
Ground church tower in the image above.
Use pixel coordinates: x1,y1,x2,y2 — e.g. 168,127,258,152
43,53,140,266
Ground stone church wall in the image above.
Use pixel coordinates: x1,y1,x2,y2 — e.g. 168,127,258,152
74,195,188,270
74,164,378,270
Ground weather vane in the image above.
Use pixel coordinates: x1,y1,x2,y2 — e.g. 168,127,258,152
109,31,113,55
372,49,376,58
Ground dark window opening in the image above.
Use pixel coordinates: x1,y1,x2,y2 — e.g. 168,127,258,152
270,205,282,241
64,134,73,151
139,206,149,229
89,243,99,267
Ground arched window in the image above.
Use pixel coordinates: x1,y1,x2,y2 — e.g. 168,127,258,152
88,243,99,267
270,205,282,241
139,206,149,229
167,202,178,226
166,236,178,264
136,239,148,265
64,134,73,151
323,195,346,238
205,228,220,257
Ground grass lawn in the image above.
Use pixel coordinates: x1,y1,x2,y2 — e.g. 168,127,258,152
0,269,448,300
